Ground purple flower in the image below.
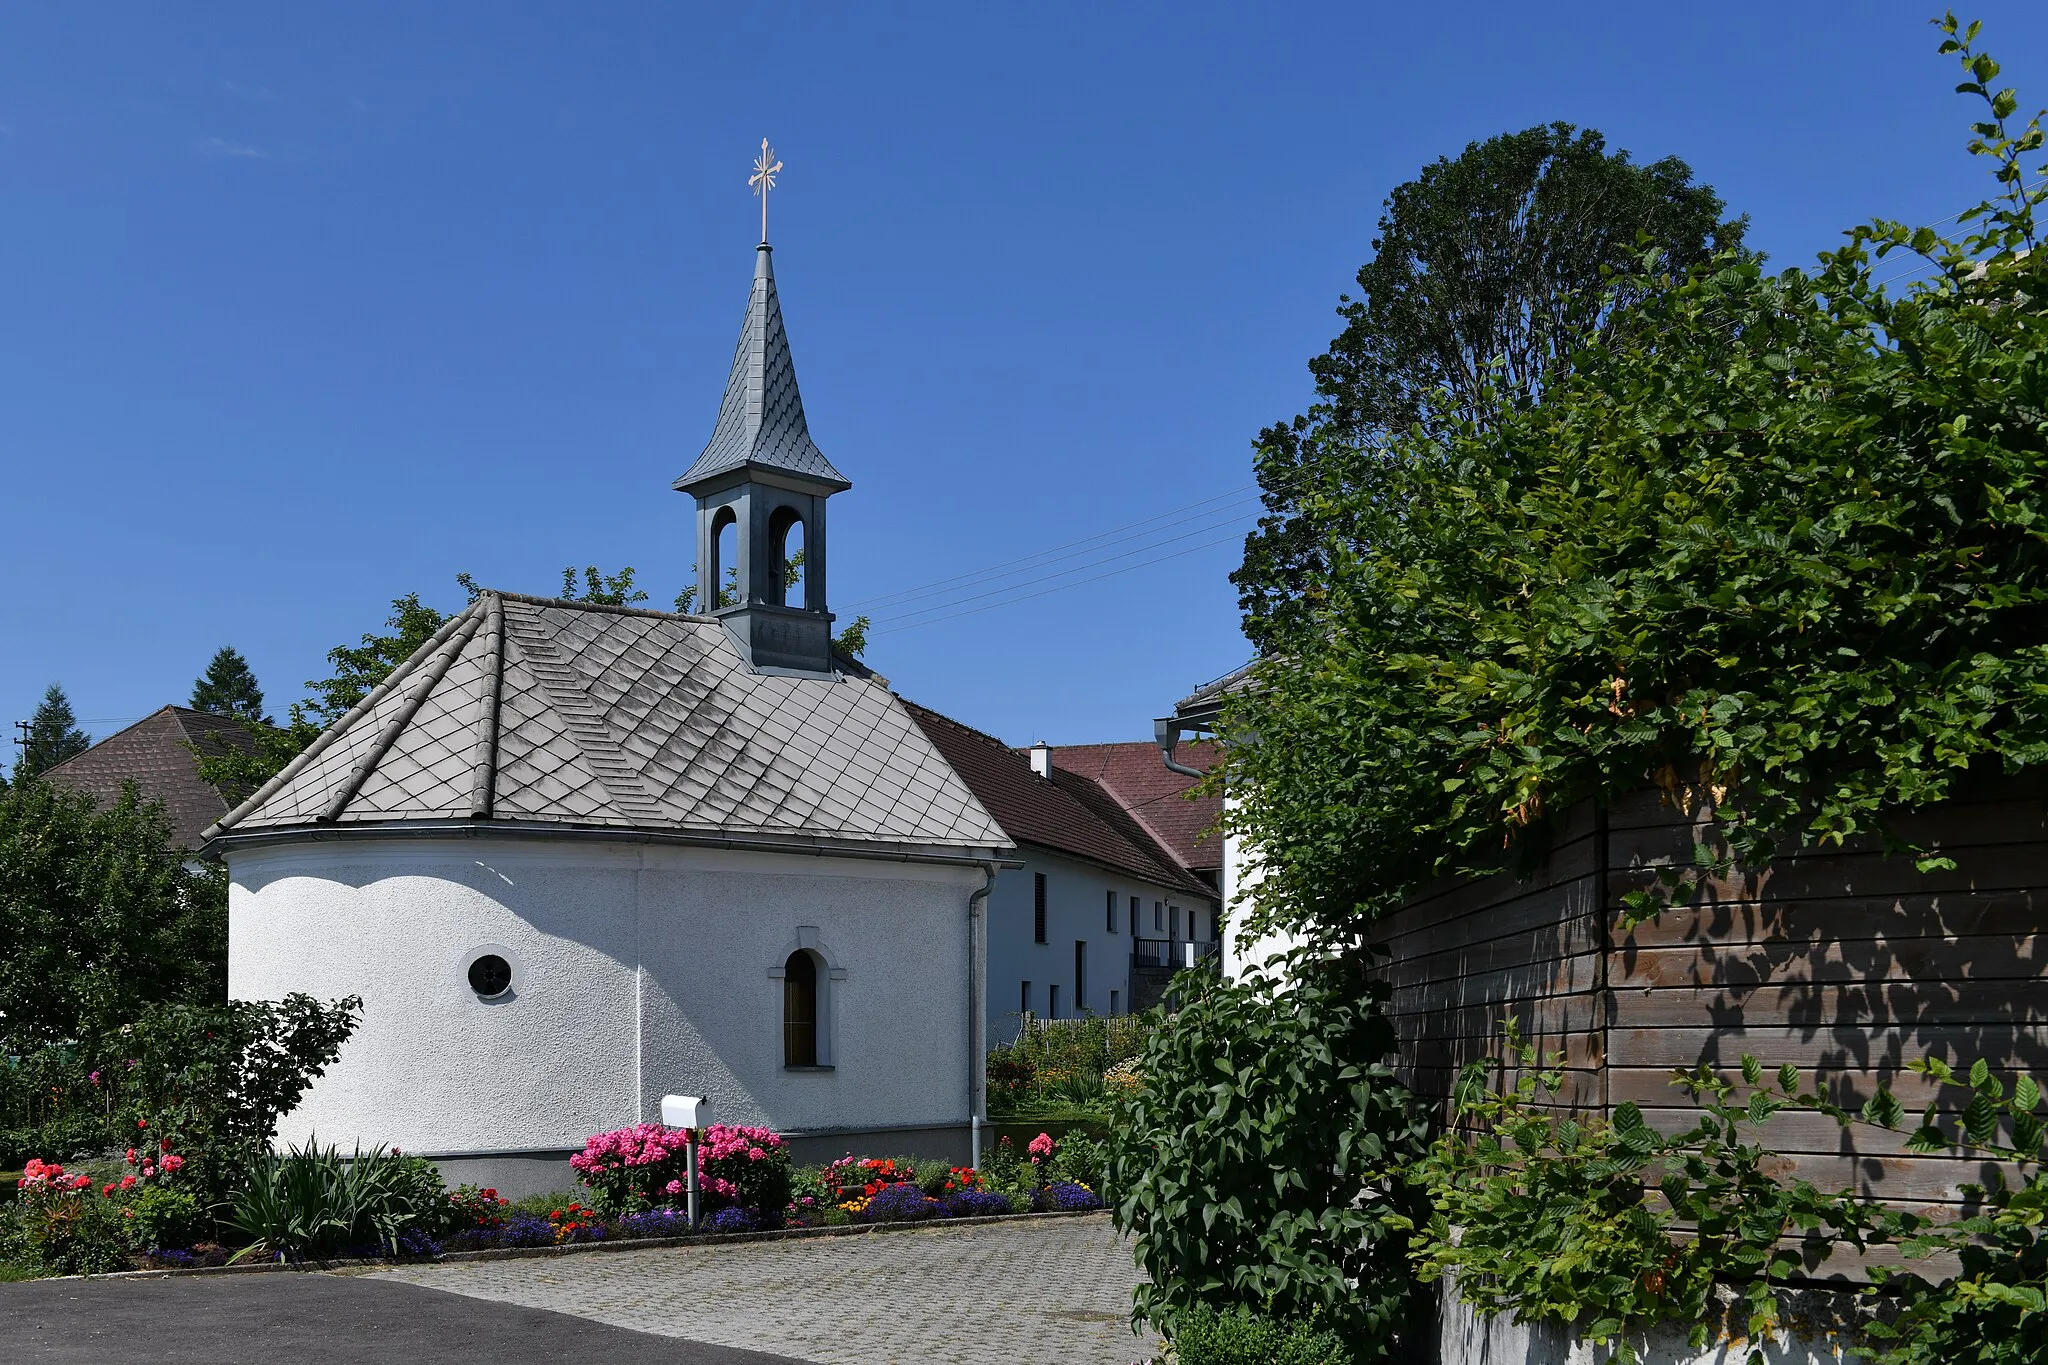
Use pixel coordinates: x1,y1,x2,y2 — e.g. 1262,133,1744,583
703,1206,756,1234
1038,1181,1103,1212
500,1213,557,1247
616,1208,690,1240
941,1189,1017,1219
862,1182,941,1223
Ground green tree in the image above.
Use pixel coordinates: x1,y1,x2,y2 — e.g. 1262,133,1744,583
19,684,91,779
188,646,268,722
557,565,648,607
0,779,226,1046
194,590,455,798
1237,123,1748,653
1220,20,2048,950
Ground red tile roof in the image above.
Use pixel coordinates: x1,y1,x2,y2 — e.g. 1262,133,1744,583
902,700,1215,901
1049,739,1222,874
41,706,258,849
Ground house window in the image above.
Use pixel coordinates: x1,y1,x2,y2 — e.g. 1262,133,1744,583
1106,888,1117,933
1034,873,1048,944
1110,989,1120,1016
1021,980,1031,1015
1170,905,1181,940
1153,900,1163,932
1212,909,1222,942
1049,983,1061,1019
1129,895,1139,935
1075,941,1087,1013
783,950,818,1067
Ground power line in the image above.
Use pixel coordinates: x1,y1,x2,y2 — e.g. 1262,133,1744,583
870,507,1258,629
1870,177,2047,289
871,530,1247,636
841,485,1258,612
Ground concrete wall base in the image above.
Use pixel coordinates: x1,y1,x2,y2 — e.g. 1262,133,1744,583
1440,1280,1857,1365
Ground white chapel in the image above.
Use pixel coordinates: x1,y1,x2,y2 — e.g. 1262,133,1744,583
209,237,1016,1192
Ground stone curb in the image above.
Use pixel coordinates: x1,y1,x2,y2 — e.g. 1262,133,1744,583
56,1208,1110,1283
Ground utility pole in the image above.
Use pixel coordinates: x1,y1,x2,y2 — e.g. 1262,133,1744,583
13,717,29,780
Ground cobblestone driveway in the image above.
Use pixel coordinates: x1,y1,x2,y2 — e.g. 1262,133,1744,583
370,1213,1157,1365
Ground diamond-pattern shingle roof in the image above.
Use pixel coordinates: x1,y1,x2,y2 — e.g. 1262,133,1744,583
672,245,850,494
204,593,1009,857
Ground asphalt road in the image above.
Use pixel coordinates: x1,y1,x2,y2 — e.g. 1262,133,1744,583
0,1271,805,1365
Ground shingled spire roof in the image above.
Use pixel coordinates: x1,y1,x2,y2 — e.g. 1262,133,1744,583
201,591,1007,859
673,245,850,494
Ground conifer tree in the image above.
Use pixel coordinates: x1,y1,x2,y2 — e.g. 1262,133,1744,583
189,646,269,722
21,684,91,778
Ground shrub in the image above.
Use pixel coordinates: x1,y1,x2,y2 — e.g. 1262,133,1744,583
227,1140,447,1262
1108,947,1427,1358
571,1123,786,1215
446,1184,509,1230
1169,1304,1353,1365
1046,1131,1108,1191
126,1184,205,1251
5,1159,131,1276
698,1125,791,1215
105,994,362,1203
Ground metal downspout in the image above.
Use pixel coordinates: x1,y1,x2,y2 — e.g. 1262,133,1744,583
1154,717,1204,779
967,862,997,1171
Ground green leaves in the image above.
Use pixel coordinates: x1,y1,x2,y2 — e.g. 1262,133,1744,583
1108,948,1427,1356
1219,15,2048,954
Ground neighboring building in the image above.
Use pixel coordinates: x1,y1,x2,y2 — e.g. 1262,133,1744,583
207,240,1015,1193
41,705,258,850
1155,661,1297,980
905,703,1221,1041
1050,738,1222,896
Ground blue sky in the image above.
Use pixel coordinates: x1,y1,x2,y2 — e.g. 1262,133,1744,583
4,2,2045,766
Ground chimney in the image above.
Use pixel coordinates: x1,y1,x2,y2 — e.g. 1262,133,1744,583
1028,741,1053,779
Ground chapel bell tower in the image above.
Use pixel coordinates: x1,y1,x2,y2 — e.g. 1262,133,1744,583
673,227,851,675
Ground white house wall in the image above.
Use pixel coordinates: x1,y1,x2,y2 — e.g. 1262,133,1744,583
1220,789,1296,981
982,844,1209,1049
227,837,981,1158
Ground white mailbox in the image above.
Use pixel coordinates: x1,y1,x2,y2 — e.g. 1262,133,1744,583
661,1094,710,1129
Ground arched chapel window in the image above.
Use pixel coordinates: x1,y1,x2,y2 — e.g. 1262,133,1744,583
784,950,819,1067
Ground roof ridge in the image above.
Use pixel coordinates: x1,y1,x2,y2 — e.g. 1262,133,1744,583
484,589,716,624
204,600,485,839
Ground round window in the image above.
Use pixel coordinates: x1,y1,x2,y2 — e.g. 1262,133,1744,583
467,953,513,998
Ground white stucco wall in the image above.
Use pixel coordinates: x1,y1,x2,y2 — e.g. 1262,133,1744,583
1220,789,1297,981
982,844,1208,1048
227,837,982,1157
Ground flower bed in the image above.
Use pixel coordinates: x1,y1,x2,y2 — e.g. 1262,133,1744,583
2,1124,1105,1277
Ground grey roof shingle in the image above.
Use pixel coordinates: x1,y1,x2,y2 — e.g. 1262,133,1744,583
672,246,851,494
205,593,1010,856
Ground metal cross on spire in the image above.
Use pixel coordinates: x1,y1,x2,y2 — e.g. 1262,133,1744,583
749,138,783,244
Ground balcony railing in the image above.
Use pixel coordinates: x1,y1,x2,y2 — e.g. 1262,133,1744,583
1131,937,1221,970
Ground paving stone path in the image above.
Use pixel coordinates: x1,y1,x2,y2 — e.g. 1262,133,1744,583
371,1213,1159,1365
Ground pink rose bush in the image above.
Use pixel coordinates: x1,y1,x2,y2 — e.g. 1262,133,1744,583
570,1122,792,1217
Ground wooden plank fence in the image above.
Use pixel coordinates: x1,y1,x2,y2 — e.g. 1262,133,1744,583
1373,772,2048,1259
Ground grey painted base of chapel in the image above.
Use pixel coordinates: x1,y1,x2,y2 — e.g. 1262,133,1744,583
419,1126,978,1201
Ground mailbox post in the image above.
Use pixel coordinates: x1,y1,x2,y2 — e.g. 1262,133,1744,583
661,1094,710,1227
